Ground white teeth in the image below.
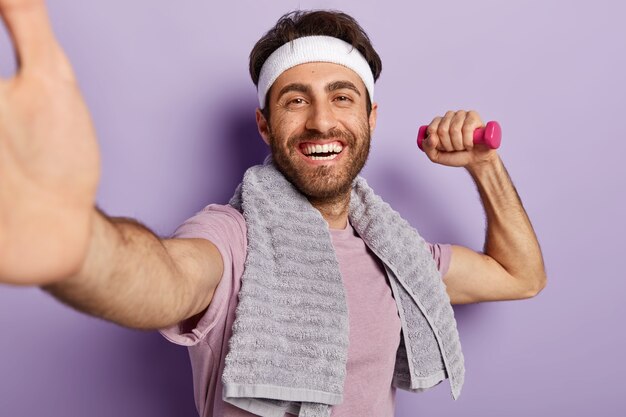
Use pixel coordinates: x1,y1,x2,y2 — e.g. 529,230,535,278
311,154,339,161
302,142,345,156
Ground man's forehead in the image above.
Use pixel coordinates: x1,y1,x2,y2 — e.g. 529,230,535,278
271,62,367,94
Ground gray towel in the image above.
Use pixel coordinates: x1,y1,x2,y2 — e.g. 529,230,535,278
223,159,464,417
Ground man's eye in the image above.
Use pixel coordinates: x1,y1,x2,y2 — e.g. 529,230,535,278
335,95,352,102
288,98,306,105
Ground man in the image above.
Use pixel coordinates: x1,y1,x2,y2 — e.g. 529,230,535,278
0,2,546,417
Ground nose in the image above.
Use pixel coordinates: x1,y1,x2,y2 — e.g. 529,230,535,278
304,100,338,134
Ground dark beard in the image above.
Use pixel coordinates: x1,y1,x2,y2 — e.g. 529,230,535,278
268,124,371,201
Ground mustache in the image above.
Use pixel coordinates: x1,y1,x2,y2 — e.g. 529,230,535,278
287,128,356,147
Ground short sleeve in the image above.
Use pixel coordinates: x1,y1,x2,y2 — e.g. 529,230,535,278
159,204,247,346
427,242,453,278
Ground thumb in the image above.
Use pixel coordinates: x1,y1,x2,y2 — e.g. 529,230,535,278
0,0,62,71
422,130,442,161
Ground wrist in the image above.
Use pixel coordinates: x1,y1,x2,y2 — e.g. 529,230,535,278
465,152,503,179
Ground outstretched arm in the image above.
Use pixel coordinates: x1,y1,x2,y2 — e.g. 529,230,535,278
0,0,222,328
422,110,547,304
44,209,224,329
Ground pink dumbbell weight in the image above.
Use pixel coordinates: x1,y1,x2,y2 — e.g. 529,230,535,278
417,121,502,151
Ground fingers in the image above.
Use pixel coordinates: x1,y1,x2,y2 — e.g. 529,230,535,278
0,0,62,72
463,110,483,147
423,116,442,161
449,111,468,151
425,110,484,153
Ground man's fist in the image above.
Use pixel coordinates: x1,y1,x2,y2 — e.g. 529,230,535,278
422,110,498,169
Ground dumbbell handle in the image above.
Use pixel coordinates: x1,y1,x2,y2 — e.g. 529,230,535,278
417,120,502,151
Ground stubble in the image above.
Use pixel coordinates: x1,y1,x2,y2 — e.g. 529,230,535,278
268,123,371,201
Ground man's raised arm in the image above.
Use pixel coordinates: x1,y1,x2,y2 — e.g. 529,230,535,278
422,110,547,304
0,0,221,329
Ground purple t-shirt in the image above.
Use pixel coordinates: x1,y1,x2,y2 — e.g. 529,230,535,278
160,204,451,417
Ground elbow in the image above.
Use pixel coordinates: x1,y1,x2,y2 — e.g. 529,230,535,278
526,273,548,298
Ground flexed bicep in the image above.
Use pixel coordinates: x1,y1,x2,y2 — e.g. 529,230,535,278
443,244,539,305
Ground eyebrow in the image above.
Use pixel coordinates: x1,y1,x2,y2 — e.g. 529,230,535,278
326,80,361,96
275,80,362,101
276,83,310,100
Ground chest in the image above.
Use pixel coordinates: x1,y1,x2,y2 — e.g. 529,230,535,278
331,230,402,366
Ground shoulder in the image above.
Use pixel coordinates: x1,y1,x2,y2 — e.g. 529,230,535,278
171,203,247,260
426,241,453,277
172,203,245,236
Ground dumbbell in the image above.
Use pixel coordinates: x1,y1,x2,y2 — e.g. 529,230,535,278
417,121,502,151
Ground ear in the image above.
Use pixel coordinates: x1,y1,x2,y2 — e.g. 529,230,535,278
255,108,271,146
368,102,378,135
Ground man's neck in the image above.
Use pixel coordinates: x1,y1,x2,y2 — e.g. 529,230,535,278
308,193,350,230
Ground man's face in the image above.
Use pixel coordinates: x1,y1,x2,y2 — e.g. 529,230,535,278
256,62,377,200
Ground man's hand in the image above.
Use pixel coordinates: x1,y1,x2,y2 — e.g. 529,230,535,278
0,0,100,285
0,1,223,330
422,110,498,170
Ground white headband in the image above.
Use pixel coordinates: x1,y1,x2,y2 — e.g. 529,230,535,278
257,35,375,109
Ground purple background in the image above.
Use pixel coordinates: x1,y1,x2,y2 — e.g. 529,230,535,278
1,0,624,416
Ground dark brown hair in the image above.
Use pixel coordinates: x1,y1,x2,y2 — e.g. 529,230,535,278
250,10,382,117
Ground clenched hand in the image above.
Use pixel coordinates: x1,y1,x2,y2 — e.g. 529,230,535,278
421,110,499,170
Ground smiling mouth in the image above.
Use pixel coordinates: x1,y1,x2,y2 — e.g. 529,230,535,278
300,141,344,161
